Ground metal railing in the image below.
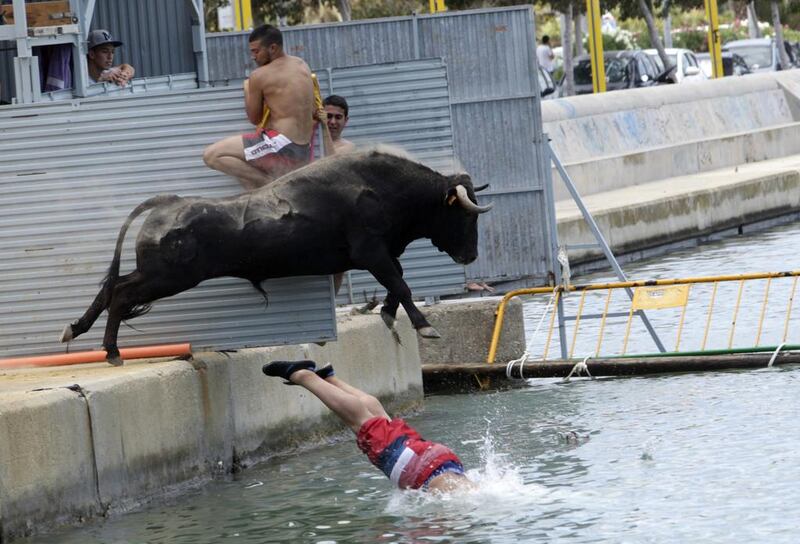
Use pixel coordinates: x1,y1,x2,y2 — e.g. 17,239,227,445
488,270,800,364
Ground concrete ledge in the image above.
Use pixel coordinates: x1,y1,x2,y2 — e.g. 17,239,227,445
552,123,800,200
418,298,525,366
0,389,100,537
557,159,800,263
0,311,422,541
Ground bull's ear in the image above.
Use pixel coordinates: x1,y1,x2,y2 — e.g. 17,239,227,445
474,183,489,192
445,186,458,206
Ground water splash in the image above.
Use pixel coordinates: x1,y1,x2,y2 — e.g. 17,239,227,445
385,426,544,516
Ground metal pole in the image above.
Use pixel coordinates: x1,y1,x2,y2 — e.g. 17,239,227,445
548,141,666,353
540,137,569,358
188,0,209,87
585,0,605,93
704,0,723,78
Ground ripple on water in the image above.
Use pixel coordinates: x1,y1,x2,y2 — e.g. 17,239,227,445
20,223,800,543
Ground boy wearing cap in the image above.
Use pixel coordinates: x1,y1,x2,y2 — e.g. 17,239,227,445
262,360,473,493
87,29,135,86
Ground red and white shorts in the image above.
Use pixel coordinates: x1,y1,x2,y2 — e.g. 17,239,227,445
242,129,311,178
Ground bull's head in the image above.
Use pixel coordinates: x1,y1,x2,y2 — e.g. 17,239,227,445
431,173,492,265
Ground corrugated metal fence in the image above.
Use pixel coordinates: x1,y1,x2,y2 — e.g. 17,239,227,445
0,57,462,357
207,6,554,286
92,0,196,78
0,0,197,103
314,59,466,303
0,87,336,358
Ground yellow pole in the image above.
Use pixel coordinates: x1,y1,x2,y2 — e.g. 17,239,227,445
568,291,588,358
594,288,613,357
585,0,606,93
782,276,798,343
234,0,253,31
429,0,446,13
728,280,745,349
704,0,723,78
754,277,772,346
701,282,718,351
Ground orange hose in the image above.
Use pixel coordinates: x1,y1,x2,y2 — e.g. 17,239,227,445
0,343,192,370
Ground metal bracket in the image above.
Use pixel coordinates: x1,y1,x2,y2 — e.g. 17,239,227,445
546,138,666,353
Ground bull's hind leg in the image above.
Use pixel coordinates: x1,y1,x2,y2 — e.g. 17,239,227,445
60,272,135,343
103,272,199,366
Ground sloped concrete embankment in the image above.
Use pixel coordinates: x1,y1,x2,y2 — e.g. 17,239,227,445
0,312,422,541
542,71,800,264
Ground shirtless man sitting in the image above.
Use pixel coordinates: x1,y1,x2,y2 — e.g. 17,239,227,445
203,25,316,191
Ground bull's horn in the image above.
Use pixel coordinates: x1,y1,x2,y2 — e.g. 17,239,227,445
455,185,493,214
473,183,490,192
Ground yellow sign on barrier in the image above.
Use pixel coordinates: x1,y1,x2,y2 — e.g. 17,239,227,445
632,285,690,310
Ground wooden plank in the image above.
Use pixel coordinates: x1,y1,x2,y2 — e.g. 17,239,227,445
0,1,72,27
422,353,800,393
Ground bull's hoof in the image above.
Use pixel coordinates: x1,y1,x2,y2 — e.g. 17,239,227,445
417,326,441,339
59,324,74,343
380,310,396,329
106,353,124,367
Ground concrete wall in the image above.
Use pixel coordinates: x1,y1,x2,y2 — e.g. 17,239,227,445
0,312,422,541
543,72,800,200
558,167,800,263
418,298,526,366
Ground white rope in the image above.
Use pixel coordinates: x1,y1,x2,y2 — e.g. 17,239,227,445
767,343,787,368
505,287,559,381
532,287,558,340
563,355,594,383
506,352,529,380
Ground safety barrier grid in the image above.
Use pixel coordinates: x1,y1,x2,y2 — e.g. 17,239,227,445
487,270,800,364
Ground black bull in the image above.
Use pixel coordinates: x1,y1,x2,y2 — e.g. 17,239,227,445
60,150,492,365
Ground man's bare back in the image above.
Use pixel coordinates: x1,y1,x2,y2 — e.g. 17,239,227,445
246,55,315,145
203,24,320,191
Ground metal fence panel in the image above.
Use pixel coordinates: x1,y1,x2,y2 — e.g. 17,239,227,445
314,59,465,303
92,0,196,77
206,5,551,286
0,86,336,358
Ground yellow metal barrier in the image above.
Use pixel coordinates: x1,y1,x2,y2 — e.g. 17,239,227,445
487,270,800,364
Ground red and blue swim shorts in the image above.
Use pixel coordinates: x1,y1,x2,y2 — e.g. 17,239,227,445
356,416,464,490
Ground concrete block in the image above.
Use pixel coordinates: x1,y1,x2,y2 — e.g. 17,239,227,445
306,312,422,409
82,362,222,510
0,389,99,540
417,298,525,365
223,312,422,466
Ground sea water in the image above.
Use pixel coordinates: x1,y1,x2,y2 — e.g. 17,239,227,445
24,220,800,544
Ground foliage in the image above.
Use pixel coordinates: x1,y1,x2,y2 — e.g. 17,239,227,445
204,0,230,32
602,28,637,50
350,0,426,19
671,30,707,52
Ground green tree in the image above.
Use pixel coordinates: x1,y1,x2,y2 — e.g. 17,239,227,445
205,0,231,32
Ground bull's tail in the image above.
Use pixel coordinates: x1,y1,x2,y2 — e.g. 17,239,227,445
101,195,180,295
61,195,181,344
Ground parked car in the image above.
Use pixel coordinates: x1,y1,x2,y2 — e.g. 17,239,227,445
538,65,556,99
723,38,785,72
644,48,707,83
571,50,672,95
791,42,800,67
696,52,751,78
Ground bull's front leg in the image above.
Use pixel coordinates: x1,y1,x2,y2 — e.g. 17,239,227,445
379,258,402,330
367,258,441,339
